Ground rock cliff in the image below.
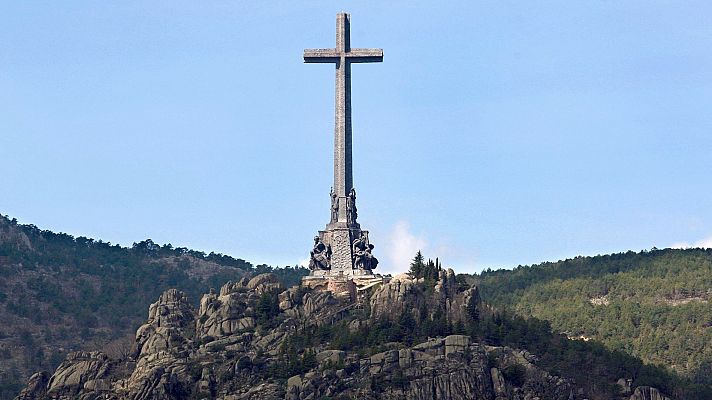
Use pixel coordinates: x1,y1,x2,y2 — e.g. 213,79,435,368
15,272,675,400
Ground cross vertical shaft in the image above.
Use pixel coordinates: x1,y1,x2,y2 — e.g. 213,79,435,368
334,13,352,203
304,13,383,224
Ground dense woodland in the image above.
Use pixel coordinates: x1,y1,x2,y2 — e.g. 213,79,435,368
469,249,712,390
0,214,307,398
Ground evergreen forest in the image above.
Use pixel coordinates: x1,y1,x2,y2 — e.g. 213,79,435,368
468,248,712,389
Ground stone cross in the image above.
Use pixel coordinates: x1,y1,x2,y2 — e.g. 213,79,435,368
304,13,383,224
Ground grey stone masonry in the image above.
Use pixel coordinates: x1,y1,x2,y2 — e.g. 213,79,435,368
304,13,382,223
304,13,382,277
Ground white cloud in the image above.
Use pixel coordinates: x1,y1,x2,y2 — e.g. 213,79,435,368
382,220,427,275
670,236,712,249
298,258,311,268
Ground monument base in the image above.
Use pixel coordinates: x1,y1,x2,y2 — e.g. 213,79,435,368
317,225,367,273
301,271,388,294
307,215,379,278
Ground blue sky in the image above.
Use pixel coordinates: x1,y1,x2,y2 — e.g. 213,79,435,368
1,1,711,275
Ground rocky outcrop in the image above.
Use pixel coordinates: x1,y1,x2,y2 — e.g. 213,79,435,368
302,291,338,319
196,274,287,339
197,282,252,339
629,386,672,400
129,365,194,400
44,351,112,399
0,215,254,394
246,273,283,294
370,270,481,325
491,367,509,399
618,377,633,395
286,335,573,400
134,289,194,358
15,273,676,400
370,273,423,320
15,372,48,400
278,286,303,312
126,289,197,399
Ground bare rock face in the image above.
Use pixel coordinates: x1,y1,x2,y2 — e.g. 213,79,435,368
15,372,49,400
302,290,338,319
445,334,470,356
630,386,672,400
129,366,193,400
126,289,196,399
195,275,291,343
370,271,481,325
246,273,283,294
278,286,303,312
46,351,111,398
134,289,195,358
448,285,480,323
219,277,249,296
434,268,457,297
618,378,634,395
286,337,573,400
197,280,254,339
316,350,346,366
491,367,509,399
369,274,422,320
146,289,195,329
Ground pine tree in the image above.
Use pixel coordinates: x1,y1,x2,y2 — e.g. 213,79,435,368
466,291,481,323
410,250,425,277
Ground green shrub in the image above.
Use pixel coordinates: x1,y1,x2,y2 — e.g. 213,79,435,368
502,364,526,387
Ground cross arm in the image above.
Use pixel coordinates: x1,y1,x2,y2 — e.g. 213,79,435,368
346,48,383,63
304,49,340,63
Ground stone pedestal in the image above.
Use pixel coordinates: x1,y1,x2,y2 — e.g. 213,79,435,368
302,272,388,295
327,278,357,300
318,223,365,275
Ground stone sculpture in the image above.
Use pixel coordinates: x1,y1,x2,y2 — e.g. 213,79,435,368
352,232,378,271
330,188,338,223
346,188,357,225
309,236,331,271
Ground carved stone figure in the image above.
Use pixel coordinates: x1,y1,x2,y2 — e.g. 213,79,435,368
366,243,378,270
352,235,365,270
346,188,357,225
352,232,377,271
330,188,338,223
309,236,331,270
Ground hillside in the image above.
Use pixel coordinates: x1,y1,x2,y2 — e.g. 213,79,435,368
0,214,308,399
470,249,712,386
15,268,709,400
4,214,711,400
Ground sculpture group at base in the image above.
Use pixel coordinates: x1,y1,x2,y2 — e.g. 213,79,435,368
352,231,378,271
309,236,331,271
308,225,378,273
